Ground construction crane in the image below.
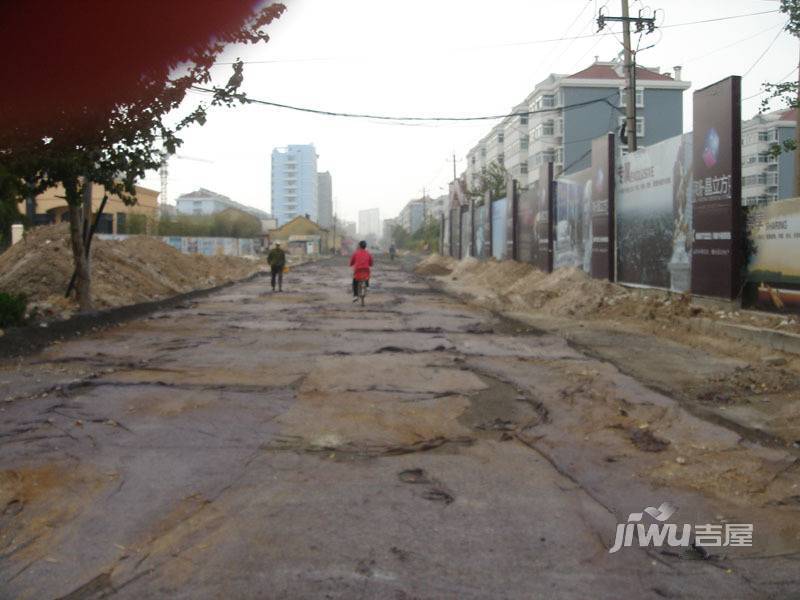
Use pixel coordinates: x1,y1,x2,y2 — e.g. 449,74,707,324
159,153,214,212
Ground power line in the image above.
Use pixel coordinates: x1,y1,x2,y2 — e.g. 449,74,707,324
683,22,785,64
190,86,619,123
742,67,797,101
742,26,787,78
214,9,781,66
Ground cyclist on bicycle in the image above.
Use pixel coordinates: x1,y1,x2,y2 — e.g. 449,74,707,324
350,240,373,302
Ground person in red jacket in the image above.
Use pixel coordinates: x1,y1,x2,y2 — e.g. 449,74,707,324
350,240,373,302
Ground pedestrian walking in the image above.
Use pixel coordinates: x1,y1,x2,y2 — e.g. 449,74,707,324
267,242,286,292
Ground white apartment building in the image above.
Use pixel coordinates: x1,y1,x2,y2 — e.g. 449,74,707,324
742,108,796,206
358,208,381,238
465,59,690,192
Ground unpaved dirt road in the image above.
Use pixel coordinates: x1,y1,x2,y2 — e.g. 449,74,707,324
1,256,799,599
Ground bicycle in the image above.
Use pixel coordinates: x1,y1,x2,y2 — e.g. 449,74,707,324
357,279,367,306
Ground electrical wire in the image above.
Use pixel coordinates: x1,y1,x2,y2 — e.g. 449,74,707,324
190,86,620,123
742,67,797,101
742,26,787,78
214,9,781,66
683,22,785,64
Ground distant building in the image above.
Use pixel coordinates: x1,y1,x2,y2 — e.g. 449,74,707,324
317,171,333,228
465,58,690,189
428,194,447,220
382,218,397,243
268,215,339,255
338,218,357,238
358,208,381,238
742,108,796,206
176,188,271,219
271,144,318,226
398,198,427,234
23,183,159,234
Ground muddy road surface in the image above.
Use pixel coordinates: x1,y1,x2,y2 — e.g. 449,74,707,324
1,256,799,599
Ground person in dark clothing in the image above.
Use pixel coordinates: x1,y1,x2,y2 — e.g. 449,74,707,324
267,242,286,291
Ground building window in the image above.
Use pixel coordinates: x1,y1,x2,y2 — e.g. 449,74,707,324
535,95,556,111
618,116,645,138
533,121,555,139
520,113,528,125
498,132,504,144
520,161,529,174
520,135,530,151
619,88,644,108
758,131,769,142
497,153,505,166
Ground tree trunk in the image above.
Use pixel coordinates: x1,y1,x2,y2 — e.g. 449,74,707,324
67,195,93,312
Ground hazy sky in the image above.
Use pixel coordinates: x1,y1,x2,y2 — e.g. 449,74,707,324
141,0,796,222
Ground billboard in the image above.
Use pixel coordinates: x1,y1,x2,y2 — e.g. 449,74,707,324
616,134,694,291
460,205,472,258
516,185,537,264
491,197,508,260
506,179,517,260
746,197,800,313
590,134,614,280
450,207,460,258
533,163,554,273
474,200,487,259
691,76,742,299
554,167,592,270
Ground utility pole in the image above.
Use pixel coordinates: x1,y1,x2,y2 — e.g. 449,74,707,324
621,0,637,152
597,1,656,153
453,153,457,182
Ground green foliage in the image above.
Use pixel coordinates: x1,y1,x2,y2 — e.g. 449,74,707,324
0,4,285,308
392,218,440,253
118,213,149,234
761,1,799,113
0,292,27,328
156,212,261,238
468,161,508,201
782,0,800,37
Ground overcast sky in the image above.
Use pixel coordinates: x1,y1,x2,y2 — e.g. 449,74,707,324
141,0,796,223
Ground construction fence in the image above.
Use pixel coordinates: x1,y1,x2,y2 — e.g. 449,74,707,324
441,76,800,314
97,234,260,257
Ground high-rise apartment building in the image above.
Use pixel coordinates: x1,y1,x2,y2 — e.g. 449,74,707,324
358,208,381,239
317,171,333,228
271,144,318,226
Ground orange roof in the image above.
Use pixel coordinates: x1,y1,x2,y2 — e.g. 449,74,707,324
567,63,674,81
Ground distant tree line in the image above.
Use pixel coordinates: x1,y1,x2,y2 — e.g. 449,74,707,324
392,218,440,253
119,211,262,238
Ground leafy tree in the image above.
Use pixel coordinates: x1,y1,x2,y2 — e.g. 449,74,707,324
0,2,285,310
761,0,799,195
468,161,508,201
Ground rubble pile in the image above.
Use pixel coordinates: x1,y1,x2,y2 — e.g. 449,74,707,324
0,224,262,318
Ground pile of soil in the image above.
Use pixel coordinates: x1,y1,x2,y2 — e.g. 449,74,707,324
0,224,262,318
414,255,800,334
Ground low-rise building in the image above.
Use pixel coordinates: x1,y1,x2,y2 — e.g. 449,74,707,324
22,183,159,234
267,215,339,254
176,188,271,220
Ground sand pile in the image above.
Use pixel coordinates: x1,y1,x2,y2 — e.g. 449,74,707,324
0,224,261,316
416,256,800,336
417,256,634,319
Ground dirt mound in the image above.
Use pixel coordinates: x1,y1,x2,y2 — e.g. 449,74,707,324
0,224,261,316
415,255,456,276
